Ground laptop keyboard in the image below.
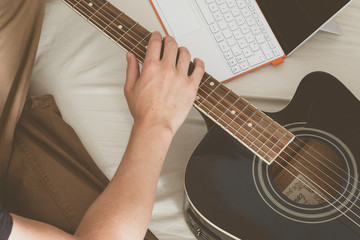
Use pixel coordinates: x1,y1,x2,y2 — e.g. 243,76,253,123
195,0,284,75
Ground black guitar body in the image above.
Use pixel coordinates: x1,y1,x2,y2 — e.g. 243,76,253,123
184,72,360,240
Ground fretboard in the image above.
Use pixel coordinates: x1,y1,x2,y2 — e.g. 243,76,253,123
62,0,295,164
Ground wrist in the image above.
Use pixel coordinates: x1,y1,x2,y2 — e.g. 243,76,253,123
132,119,175,139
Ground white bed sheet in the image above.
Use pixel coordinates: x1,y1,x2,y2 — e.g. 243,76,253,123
31,0,360,239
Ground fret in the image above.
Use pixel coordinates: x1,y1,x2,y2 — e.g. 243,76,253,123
103,12,123,31
252,116,277,158
263,123,284,151
89,1,108,19
263,130,290,159
209,89,232,120
235,109,271,153
236,108,257,132
226,100,250,129
253,115,274,148
219,96,240,120
130,32,151,53
240,109,260,139
72,0,82,8
116,22,138,42
244,111,273,145
199,75,212,88
199,81,222,109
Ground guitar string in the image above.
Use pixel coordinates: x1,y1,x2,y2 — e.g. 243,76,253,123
65,0,360,225
72,0,360,207
194,86,360,227
71,0,150,55
197,78,360,197
198,80,360,200
197,81,360,212
85,0,149,50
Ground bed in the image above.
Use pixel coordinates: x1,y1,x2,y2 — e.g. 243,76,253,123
31,0,360,239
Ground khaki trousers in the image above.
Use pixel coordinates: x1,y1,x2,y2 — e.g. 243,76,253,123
0,1,156,239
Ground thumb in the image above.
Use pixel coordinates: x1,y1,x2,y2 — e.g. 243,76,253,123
125,52,139,93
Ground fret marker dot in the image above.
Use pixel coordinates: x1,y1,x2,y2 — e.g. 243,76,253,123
118,25,123,29
196,95,200,101
248,123,253,127
88,2,93,7
231,110,236,115
210,82,215,86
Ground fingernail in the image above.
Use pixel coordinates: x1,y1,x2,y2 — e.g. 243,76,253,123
126,53,131,61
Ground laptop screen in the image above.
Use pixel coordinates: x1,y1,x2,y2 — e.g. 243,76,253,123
257,0,351,55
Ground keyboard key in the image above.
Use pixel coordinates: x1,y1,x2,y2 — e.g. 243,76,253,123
224,51,233,59
213,11,223,21
265,34,271,41
255,34,266,44
240,61,249,70
246,17,256,26
237,0,246,9
227,37,237,46
260,26,267,33
248,51,265,66
238,38,247,48
236,53,246,63
240,25,250,34
216,0,225,4
223,28,232,38
268,41,275,49
227,57,237,66
230,7,241,17
256,18,263,26
235,16,245,25
245,33,255,43
195,0,215,24
209,23,220,33
209,3,219,12
231,44,242,55
273,49,280,56
241,8,251,18
249,41,260,51
224,12,233,22
233,29,242,39
218,20,228,29
214,32,225,42
231,64,242,74
243,46,253,57
251,11,258,18
219,41,230,52
251,26,261,35
226,0,236,8
228,20,238,30
206,0,215,3
260,42,274,59
219,3,229,13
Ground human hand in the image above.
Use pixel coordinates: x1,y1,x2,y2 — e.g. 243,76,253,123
124,31,205,135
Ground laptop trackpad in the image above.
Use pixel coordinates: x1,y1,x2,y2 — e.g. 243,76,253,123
156,0,201,38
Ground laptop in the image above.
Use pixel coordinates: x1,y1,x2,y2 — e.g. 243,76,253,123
150,0,351,82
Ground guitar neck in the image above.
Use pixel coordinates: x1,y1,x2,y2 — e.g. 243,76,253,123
62,0,294,164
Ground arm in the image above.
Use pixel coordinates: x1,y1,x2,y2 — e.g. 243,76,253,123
8,31,204,240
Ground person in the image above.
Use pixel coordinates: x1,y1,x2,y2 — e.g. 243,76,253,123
0,0,205,240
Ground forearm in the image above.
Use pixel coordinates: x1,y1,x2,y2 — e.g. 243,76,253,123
75,121,173,239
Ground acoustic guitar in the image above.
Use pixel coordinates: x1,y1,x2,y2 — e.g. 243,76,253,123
62,0,360,239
